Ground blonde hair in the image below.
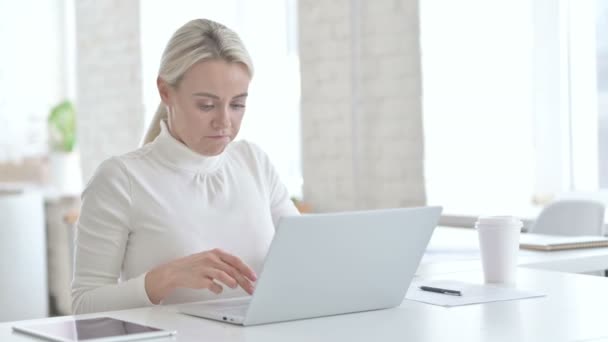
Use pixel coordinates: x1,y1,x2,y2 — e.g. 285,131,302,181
142,19,254,145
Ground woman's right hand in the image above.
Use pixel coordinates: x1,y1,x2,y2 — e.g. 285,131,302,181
144,248,258,304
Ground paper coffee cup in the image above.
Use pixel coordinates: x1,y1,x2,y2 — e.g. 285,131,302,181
475,216,522,285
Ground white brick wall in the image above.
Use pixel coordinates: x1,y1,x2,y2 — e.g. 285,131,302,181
75,0,144,182
299,0,426,211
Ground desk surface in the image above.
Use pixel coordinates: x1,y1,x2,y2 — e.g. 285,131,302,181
2,269,608,342
3,227,608,341
418,226,608,276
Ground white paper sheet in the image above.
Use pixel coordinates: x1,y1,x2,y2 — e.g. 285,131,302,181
406,280,546,307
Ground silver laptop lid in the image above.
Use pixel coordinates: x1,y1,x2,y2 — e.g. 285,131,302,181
243,206,442,325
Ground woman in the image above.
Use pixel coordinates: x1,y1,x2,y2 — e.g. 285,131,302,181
72,19,299,314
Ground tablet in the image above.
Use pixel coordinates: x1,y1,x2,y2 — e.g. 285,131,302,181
12,317,176,342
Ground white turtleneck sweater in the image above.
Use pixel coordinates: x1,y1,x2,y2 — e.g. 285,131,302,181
71,122,299,314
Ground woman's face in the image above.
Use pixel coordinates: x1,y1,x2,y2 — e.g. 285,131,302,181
158,59,251,156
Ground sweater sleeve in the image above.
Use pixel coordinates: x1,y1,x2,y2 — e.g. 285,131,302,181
246,142,300,226
267,163,300,225
71,157,154,314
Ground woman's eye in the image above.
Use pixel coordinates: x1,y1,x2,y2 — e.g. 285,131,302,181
199,104,215,111
230,103,246,109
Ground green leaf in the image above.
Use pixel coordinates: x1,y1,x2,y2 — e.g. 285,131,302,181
48,100,76,152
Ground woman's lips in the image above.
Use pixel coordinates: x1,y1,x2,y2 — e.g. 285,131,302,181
206,135,229,140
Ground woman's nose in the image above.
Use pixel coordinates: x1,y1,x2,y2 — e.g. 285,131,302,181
212,106,231,129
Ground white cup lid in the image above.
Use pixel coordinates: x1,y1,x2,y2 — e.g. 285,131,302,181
475,216,523,228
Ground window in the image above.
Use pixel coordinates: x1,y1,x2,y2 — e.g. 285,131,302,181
0,0,70,162
420,0,536,215
596,1,608,187
420,0,606,216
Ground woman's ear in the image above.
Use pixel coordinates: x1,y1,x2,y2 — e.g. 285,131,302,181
157,77,172,105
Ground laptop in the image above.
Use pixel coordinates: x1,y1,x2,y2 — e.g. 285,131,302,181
178,206,442,326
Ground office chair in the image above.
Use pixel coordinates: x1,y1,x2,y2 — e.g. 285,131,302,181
529,199,606,276
529,199,605,236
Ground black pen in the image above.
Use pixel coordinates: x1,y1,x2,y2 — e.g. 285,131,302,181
419,286,462,296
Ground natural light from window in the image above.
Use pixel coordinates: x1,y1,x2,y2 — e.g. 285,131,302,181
420,0,604,217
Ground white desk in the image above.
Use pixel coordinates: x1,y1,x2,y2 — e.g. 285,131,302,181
418,226,608,276
3,227,608,341
2,269,608,342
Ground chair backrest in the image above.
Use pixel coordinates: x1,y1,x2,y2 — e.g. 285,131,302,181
529,200,606,236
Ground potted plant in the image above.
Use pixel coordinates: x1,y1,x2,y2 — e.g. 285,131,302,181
49,100,77,153
48,100,82,196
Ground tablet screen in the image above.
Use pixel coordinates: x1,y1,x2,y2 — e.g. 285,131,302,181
14,317,174,341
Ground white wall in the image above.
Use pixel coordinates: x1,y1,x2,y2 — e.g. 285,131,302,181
75,0,145,182
299,0,426,211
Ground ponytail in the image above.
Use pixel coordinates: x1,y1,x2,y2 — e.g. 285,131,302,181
142,103,168,145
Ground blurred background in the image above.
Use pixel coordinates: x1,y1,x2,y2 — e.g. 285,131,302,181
0,0,606,321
